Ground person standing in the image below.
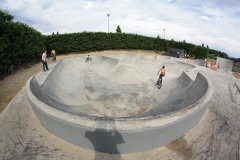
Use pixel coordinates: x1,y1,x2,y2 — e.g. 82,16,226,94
42,51,49,71
205,58,208,68
51,49,56,63
210,61,214,70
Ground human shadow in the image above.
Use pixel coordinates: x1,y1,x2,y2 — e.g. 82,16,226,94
85,120,124,160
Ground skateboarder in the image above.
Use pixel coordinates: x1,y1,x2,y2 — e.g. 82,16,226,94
85,55,92,62
157,66,165,88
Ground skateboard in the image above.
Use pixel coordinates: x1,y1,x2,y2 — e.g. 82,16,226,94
156,79,162,89
85,57,93,62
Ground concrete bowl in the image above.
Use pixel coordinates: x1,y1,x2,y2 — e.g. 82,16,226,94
26,53,213,153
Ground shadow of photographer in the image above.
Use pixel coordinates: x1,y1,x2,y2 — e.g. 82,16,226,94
85,120,124,160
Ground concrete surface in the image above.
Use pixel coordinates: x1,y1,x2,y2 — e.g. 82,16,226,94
25,53,212,153
29,54,205,118
0,52,240,159
216,57,233,71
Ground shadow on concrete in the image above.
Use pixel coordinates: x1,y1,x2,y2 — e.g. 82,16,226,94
85,120,124,160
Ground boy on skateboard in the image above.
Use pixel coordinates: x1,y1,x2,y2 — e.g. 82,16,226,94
157,66,166,89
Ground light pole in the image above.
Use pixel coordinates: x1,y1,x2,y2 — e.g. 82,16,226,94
164,28,165,40
107,14,110,33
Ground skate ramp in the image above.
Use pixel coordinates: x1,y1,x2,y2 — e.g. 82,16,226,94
26,53,213,153
30,56,200,118
216,57,233,71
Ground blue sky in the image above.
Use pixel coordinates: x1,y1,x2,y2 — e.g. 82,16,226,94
1,0,240,58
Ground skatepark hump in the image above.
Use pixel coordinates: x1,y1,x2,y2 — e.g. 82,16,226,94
25,53,213,153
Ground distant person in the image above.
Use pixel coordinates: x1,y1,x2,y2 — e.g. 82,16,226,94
205,58,208,68
217,62,220,69
157,66,166,87
85,55,92,62
210,61,214,69
42,51,49,71
51,49,56,63
87,55,90,60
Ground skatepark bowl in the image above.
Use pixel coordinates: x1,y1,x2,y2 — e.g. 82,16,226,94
26,53,213,154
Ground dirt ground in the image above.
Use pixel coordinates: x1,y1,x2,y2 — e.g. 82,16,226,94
0,62,41,112
0,50,158,113
232,72,240,79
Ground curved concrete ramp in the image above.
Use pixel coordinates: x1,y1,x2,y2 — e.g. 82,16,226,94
25,53,213,153
30,55,203,118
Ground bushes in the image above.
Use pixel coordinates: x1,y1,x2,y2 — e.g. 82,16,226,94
48,31,218,58
0,10,45,79
45,32,161,54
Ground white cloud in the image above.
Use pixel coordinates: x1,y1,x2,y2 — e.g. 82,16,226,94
0,0,240,58
82,1,94,11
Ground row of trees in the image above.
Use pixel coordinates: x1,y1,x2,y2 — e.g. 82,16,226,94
46,32,228,59
46,32,162,54
0,10,229,79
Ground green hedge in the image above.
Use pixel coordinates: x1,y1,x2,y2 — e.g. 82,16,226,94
0,10,45,79
45,32,165,54
45,32,228,60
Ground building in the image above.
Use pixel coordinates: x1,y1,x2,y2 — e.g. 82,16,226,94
168,48,187,58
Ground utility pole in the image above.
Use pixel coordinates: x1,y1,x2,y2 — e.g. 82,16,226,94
107,14,110,33
164,28,165,40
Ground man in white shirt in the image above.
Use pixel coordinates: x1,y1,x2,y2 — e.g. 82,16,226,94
42,51,49,71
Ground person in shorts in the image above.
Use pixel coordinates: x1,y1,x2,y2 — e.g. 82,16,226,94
157,66,166,85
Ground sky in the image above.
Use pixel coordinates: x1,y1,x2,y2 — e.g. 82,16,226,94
1,0,240,58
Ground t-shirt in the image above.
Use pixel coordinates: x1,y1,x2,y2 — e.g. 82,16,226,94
42,52,47,61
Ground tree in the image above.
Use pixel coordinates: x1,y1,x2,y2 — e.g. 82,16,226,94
0,9,45,79
206,45,209,58
116,25,122,33
193,45,206,59
0,10,13,22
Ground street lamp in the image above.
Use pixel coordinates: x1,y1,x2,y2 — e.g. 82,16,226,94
107,14,110,33
164,28,165,40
